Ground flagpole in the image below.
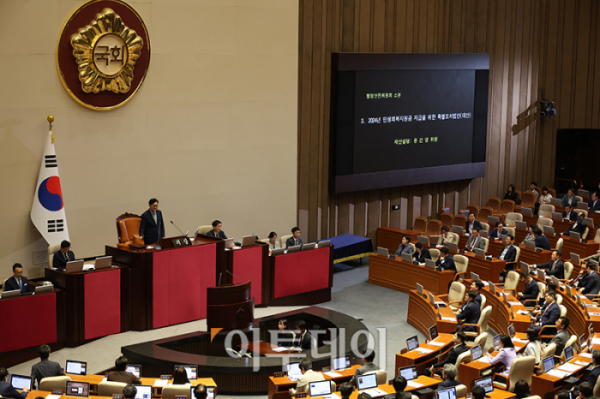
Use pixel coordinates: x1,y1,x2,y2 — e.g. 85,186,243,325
48,115,54,143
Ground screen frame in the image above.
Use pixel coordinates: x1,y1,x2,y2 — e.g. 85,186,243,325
356,373,378,390
65,381,90,397
133,385,152,399
65,360,88,376
308,380,332,397
9,374,32,391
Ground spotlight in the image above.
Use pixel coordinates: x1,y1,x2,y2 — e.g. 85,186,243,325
540,99,557,117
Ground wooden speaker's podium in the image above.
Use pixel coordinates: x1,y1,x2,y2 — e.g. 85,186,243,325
207,281,254,331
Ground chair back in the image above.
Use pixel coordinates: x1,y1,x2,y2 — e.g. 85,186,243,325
499,200,515,214
477,207,494,223
197,225,212,235
556,294,563,305
559,304,567,317
279,234,292,248
413,217,428,233
453,214,468,228
536,282,546,301
480,295,487,311
504,271,520,292
487,197,502,212
161,384,192,399
467,204,480,217
580,209,589,218
39,376,72,392
455,386,467,399
478,306,492,331
543,343,556,358
374,370,388,385
595,373,600,398
506,356,535,392
2,278,9,292
426,220,442,235
448,282,466,304
329,380,337,392
473,332,488,351
47,243,61,268
259,238,270,244
539,204,555,218
537,218,553,227
515,190,522,200
116,212,141,244
482,237,490,253
448,232,460,246
521,192,536,208
429,248,440,262
564,262,574,280
98,382,127,397
594,229,600,244
440,213,454,227
454,255,469,275
480,222,490,232
504,212,522,226
555,238,563,251
513,245,521,263
455,350,472,381
575,195,583,203
583,227,590,240
548,188,557,198
506,227,516,237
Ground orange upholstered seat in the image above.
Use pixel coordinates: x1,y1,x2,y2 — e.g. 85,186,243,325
116,213,143,250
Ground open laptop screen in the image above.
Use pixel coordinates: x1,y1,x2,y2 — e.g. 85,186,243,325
543,356,555,372
564,346,574,362
66,360,87,375
309,380,332,397
508,324,515,338
493,335,501,350
357,373,378,390
474,376,493,393
134,385,152,399
10,375,32,391
174,365,198,380
126,365,141,378
429,325,439,340
398,366,418,381
333,356,350,370
436,387,457,399
471,345,483,361
65,381,90,397
406,336,419,351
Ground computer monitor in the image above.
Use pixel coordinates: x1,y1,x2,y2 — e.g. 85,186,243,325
501,292,509,306
508,324,515,338
570,232,581,242
471,344,483,361
429,325,439,341
470,272,480,281
571,252,580,264
66,360,87,375
402,252,413,262
318,240,330,248
425,259,437,269
538,269,547,281
435,387,457,399
406,336,419,351
271,248,285,256
65,381,90,397
578,189,590,198
126,365,142,378
521,207,533,216
550,198,562,207
585,217,594,226
286,245,301,253
452,225,464,235
542,356,555,372
308,380,332,397
356,373,378,391
515,221,527,230
189,386,215,399
174,365,198,380
524,240,535,250
287,362,302,378
35,285,54,294
577,202,588,210
488,216,499,225
223,238,235,249
474,376,494,394
301,243,317,251
446,242,458,252
543,226,554,236
9,375,32,391
94,256,112,269
564,346,574,362
417,236,430,246
552,212,563,220
416,283,424,296
1,289,21,299
520,261,529,273
493,335,501,351
580,333,587,349
488,282,497,295
377,247,388,256
133,385,152,399
474,248,486,258
332,356,350,370
398,365,418,381
65,260,85,273
480,230,489,238
241,235,256,247
429,292,436,306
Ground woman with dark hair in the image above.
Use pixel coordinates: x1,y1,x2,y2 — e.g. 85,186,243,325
513,379,531,399
523,328,542,365
522,224,538,245
172,367,190,385
504,184,518,202
539,187,553,205
277,319,294,348
268,232,281,251
489,335,517,375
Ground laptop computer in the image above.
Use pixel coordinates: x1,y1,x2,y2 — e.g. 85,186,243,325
488,281,497,295
189,387,215,399
134,385,152,399
428,292,436,306
552,211,563,220
493,335,501,351
452,225,464,235
301,243,317,251
66,360,87,375
471,344,483,361
551,198,562,207
65,381,90,397
508,323,515,338
416,283,424,296
402,252,413,262
543,226,555,236
524,240,535,250
94,256,112,269
34,285,54,294
520,261,529,273
585,217,594,226
286,245,301,254
356,373,387,398
480,230,489,238
429,325,439,341
542,356,555,373
488,216,499,225
474,248,486,258
446,242,458,252
223,238,235,249
425,259,437,269
126,365,142,378
564,346,574,362
569,232,581,242
1,289,22,299
398,365,418,381
332,356,350,371
578,189,590,198
418,236,430,246
515,221,527,230
460,209,470,217
521,207,533,216
435,386,457,399
174,365,198,380
377,247,388,256
470,272,480,281
66,260,84,273
9,374,32,391
241,235,256,247
501,292,509,306
271,248,285,256
577,202,588,210
571,252,581,264
309,380,335,399
589,324,594,338
580,333,587,350
538,269,547,281
474,375,494,396
318,240,330,248
406,336,419,351
286,362,302,381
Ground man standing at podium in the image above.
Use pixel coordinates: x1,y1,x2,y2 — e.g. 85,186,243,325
139,198,164,245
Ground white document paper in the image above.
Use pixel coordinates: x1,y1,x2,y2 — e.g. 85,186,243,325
154,380,169,387
477,356,492,364
428,341,446,347
517,310,529,315
579,352,593,359
510,302,521,306
407,381,423,388
547,369,570,378
45,395,62,399
324,371,343,378
417,348,435,354
575,360,591,366
512,338,528,343
271,347,290,352
592,338,600,345
441,317,456,321
558,363,581,373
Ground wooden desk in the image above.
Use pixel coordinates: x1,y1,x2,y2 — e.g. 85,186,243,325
487,241,552,265
408,290,458,337
531,353,589,399
224,242,269,306
369,254,455,295
268,365,360,399
61,376,217,396
395,333,455,375
240,341,293,355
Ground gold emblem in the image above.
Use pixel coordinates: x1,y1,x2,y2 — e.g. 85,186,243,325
71,8,143,94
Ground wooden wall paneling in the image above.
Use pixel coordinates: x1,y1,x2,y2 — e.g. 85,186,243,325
449,0,463,52
372,0,385,51
587,1,599,128
515,0,531,190
405,0,416,52
366,191,381,242
506,0,522,190
527,0,541,187
573,1,591,128
537,1,555,185
341,0,355,52
593,2,600,128
426,0,437,53
394,0,407,52
464,0,476,53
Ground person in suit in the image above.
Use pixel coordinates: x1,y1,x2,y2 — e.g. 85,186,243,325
533,227,551,251
578,382,595,399
193,384,207,399
106,356,141,384
123,385,137,399
535,250,565,279
4,263,31,293
395,235,413,257
562,213,587,237
470,280,485,306
293,320,313,351
562,188,577,207
285,227,301,248
562,204,578,222
585,351,600,388
413,242,431,263
456,291,481,332
206,220,228,239
569,261,590,288
52,240,75,270
339,382,354,399
580,261,600,298
533,291,560,332
465,227,485,252
489,222,509,240
437,364,462,388
549,316,570,356
0,367,28,399
276,319,294,347
496,235,517,265
471,386,486,399
30,345,65,389
289,359,325,395
517,272,540,304
465,213,482,235
424,332,469,377
386,377,411,399
436,247,456,273
349,350,379,386
139,198,165,245
437,225,457,246
589,192,600,212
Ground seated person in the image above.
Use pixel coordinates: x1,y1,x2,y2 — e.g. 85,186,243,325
52,240,75,270
533,227,551,251
578,382,595,399
267,232,281,251
437,225,457,246
276,318,294,347
465,227,485,252
4,263,31,293
562,213,587,236
530,181,540,202
31,344,65,389
562,204,577,222
533,291,560,332
549,316,570,355
471,386,486,399
465,213,482,235
123,385,137,399
522,224,537,244
470,280,485,305
289,359,324,396
339,382,354,399
437,364,461,388
106,356,141,384
569,260,590,288
385,376,411,399
579,261,600,298
504,184,518,202
496,235,517,265
413,242,431,263
489,335,517,376
517,272,540,304
522,329,542,366
489,222,509,240
193,385,207,399
585,351,600,387
534,250,565,279
539,186,553,205
395,235,413,257
292,320,313,351
513,379,532,399
424,332,468,377
172,367,189,385
435,247,456,273
349,350,378,385
285,227,302,248
456,291,481,332
534,282,557,313
0,367,28,399
206,220,228,239
562,187,577,207
589,192,600,212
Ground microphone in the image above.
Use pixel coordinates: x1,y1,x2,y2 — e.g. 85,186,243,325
226,269,242,284
218,272,222,286
170,221,187,236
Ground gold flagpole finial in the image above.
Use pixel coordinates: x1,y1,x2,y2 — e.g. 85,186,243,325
47,115,55,143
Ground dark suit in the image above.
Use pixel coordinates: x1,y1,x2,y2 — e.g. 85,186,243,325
4,276,31,293
139,209,165,245
52,250,75,270
587,365,600,387
490,228,509,239
563,220,587,236
538,259,565,279
581,271,600,297
413,248,431,263
465,220,482,235
106,370,141,385
277,331,295,347
550,329,570,356
521,279,540,300
295,331,313,351
285,236,302,249
31,359,65,388
349,362,379,385
534,235,551,251
206,230,228,239
438,379,462,389
536,301,560,328
436,256,457,273
430,344,469,369
562,195,577,207
456,301,481,332
496,245,517,262
474,293,482,306
562,210,578,222
0,382,27,399
589,199,600,212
